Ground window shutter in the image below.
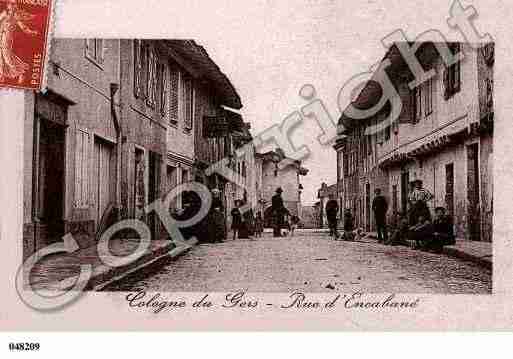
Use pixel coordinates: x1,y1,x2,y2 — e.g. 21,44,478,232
75,130,90,208
410,90,417,123
184,76,193,130
160,64,167,116
147,51,155,107
443,67,449,100
169,64,179,122
134,40,141,98
96,39,104,64
454,59,461,93
85,39,92,57
141,43,148,99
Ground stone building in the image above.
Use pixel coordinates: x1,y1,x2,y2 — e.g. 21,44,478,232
334,42,494,241
255,149,308,227
23,38,124,259
22,38,245,259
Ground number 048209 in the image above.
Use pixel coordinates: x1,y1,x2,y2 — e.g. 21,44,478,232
9,342,40,351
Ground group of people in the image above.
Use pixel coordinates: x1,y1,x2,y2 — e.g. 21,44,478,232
229,200,265,240
327,180,456,253
171,186,303,242
374,180,456,252
269,187,300,237
325,199,358,241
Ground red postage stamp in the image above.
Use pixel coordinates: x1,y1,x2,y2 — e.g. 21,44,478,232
0,0,53,90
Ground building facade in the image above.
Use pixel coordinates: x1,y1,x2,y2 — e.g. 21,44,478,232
334,42,494,241
256,149,308,227
23,38,123,258
23,38,245,259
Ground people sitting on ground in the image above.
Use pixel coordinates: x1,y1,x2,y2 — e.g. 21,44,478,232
290,215,300,236
342,208,355,241
421,207,455,253
254,212,264,238
408,215,432,249
326,199,340,240
387,211,409,246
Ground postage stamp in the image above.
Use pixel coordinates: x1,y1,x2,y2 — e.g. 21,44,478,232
0,0,53,90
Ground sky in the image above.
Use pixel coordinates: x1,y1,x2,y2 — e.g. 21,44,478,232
56,0,500,205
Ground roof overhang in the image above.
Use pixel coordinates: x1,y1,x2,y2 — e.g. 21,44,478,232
163,40,242,110
338,42,454,130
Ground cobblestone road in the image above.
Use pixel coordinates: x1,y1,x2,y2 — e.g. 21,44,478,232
105,232,492,294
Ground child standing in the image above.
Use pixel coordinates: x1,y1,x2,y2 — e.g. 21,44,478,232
255,212,264,238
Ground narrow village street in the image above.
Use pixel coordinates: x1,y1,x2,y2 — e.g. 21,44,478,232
105,231,491,294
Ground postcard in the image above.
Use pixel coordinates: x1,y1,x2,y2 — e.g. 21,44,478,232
0,0,512,332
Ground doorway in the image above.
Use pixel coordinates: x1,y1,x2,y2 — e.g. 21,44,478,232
467,144,481,241
36,119,66,242
93,137,116,231
401,171,409,214
148,151,162,239
365,183,371,232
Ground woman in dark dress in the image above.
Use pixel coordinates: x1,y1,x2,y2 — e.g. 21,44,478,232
231,200,242,240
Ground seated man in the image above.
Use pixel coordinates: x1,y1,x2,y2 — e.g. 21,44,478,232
342,209,355,241
428,207,455,252
389,212,409,246
407,215,432,249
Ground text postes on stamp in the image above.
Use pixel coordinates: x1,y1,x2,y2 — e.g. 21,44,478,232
0,0,53,90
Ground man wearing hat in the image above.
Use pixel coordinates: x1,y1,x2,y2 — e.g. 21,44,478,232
271,187,286,237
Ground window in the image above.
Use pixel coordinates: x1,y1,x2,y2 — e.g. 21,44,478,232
133,42,159,107
343,153,349,177
168,62,180,125
85,39,104,66
424,77,433,116
158,63,167,117
140,43,148,99
147,50,157,108
134,40,142,98
412,86,422,123
182,74,194,131
444,43,461,100
75,130,90,208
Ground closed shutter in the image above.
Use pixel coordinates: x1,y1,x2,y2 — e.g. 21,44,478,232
159,63,167,116
183,76,193,130
133,40,141,98
75,130,90,208
141,43,148,99
443,66,449,100
169,63,179,123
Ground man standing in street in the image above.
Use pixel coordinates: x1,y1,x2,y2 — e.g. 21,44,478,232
372,188,388,243
326,198,340,239
271,187,286,237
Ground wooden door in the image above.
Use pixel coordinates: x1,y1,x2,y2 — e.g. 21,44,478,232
94,138,115,228
401,171,409,214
